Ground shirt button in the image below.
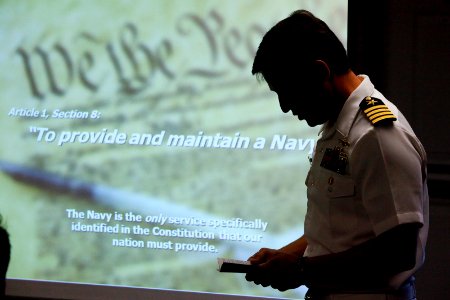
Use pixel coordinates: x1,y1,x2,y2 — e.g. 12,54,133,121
328,176,334,185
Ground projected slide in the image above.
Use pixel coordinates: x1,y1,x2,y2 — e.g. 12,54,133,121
0,1,347,299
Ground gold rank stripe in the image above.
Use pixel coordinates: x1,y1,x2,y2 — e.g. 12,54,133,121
363,104,397,123
366,107,391,117
363,104,389,114
369,111,395,121
372,115,397,124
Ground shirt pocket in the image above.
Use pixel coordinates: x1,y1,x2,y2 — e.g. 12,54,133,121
326,175,355,198
325,174,359,245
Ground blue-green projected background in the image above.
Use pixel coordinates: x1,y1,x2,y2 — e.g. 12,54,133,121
0,1,347,299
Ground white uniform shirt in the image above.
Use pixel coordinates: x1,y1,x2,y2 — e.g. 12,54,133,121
304,75,429,288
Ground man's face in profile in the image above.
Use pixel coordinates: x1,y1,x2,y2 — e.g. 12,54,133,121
266,68,335,127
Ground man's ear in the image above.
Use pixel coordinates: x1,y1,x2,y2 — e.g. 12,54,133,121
312,60,331,82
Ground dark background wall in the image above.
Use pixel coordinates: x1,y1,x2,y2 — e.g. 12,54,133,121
349,0,450,299
349,0,450,165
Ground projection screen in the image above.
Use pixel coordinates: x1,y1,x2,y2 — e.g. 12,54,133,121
0,0,347,299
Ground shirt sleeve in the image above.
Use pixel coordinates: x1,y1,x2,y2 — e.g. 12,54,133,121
350,125,427,236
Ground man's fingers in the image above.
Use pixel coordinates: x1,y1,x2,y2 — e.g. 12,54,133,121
245,264,270,285
247,248,273,263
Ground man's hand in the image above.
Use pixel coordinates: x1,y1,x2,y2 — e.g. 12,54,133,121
245,248,305,291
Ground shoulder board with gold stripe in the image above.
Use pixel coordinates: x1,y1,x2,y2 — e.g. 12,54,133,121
359,96,397,126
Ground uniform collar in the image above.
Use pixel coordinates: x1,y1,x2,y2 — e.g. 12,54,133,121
319,75,374,139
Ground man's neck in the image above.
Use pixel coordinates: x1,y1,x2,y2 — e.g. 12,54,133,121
333,70,363,100
325,70,363,126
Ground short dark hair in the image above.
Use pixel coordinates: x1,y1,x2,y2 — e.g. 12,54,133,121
252,10,349,81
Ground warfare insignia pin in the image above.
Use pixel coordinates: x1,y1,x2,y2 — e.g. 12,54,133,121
359,96,397,126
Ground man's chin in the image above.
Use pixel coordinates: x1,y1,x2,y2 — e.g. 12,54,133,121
295,115,324,127
304,118,325,127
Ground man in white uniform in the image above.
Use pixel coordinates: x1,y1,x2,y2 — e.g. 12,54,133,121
245,10,428,300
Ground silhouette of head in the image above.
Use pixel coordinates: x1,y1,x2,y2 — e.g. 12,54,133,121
252,10,349,126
